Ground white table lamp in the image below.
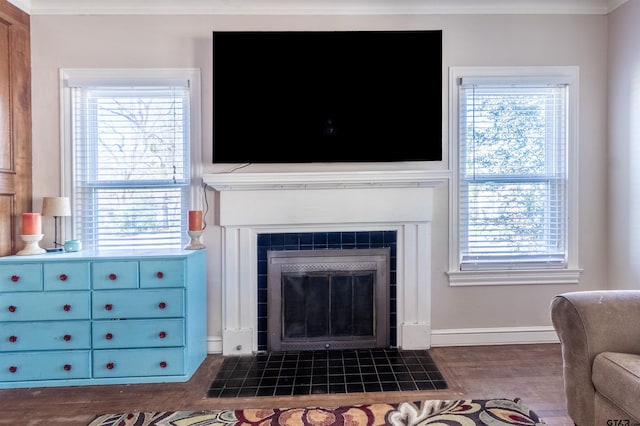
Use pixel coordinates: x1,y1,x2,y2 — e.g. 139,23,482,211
41,196,71,252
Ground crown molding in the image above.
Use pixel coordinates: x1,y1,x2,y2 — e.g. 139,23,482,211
607,0,630,11
10,0,628,16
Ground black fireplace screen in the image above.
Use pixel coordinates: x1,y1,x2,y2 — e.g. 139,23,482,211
282,271,375,339
268,249,389,351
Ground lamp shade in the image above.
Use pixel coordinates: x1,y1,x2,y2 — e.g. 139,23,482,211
41,197,71,217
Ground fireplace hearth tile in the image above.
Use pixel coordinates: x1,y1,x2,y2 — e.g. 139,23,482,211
207,349,447,398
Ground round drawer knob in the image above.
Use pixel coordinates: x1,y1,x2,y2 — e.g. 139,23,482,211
59,274,68,281
158,302,167,309
8,305,16,313
63,304,71,312
105,333,113,340
159,361,167,368
156,271,164,279
159,331,167,339
64,364,72,371
106,362,115,370
63,334,72,341
105,304,113,311
9,366,17,373
9,335,17,343
108,273,117,280
10,275,19,282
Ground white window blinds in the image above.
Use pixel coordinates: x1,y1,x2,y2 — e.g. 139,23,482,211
458,79,569,270
70,85,191,250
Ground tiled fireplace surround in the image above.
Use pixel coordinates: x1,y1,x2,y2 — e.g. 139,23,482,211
203,170,447,356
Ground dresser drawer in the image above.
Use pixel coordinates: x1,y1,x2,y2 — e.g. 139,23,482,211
93,348,184,378
92,289,184,319
0,264,42,292
92,319,184,349
92,261,139,289
1,292,91,322
0,321,91,351
140,259,185,288
0,351,91,382
44,262,90,291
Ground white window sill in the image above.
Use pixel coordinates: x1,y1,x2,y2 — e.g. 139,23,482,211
447,268,583,286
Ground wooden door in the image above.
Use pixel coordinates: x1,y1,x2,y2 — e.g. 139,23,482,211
0,0,31,256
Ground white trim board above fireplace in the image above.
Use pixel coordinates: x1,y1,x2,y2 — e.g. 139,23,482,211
203,170,448,355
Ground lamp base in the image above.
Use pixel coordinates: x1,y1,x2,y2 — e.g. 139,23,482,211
17,234,46,256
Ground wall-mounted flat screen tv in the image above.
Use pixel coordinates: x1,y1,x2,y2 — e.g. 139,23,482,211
212,30,442,163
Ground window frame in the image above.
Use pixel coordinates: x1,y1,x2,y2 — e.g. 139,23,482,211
447,66,582,286
59,68,203,250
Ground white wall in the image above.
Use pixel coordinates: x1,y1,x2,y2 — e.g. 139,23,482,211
30,12,609,349
608,0,640,290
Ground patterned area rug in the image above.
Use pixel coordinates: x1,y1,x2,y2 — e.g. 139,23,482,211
88,397,547,425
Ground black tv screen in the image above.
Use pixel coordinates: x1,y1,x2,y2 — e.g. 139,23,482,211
212,30,442,163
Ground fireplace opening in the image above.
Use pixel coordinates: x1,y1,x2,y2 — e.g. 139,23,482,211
268,248,390,351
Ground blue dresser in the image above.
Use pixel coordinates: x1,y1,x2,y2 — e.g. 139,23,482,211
0,249,207,388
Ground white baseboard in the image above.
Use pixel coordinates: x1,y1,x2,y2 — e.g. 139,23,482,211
207,336,223,354
207,327,559,353
430,326,559,347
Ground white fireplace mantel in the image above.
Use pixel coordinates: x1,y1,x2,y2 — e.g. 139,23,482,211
203,169,448,355
204,169,449,191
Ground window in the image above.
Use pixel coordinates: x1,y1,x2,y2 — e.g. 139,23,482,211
448,67,581,286
60,69,202,250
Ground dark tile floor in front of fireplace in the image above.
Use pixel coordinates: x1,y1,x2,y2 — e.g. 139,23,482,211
207,348,447,398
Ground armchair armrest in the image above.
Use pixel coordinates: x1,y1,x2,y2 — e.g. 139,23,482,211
550,290,640,426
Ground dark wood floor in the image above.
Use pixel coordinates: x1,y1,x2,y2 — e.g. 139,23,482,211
0,343,573,425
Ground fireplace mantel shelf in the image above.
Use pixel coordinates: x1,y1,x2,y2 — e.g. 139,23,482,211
203,169,450,191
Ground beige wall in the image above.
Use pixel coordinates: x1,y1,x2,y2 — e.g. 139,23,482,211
608,0,640,290
30,12,609,347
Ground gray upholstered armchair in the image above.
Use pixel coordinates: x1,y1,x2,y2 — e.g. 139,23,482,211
550,290,640,426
